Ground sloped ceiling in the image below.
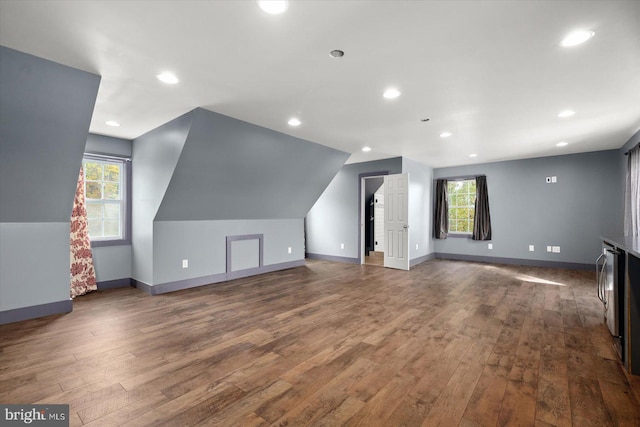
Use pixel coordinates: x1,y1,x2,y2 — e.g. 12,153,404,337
0,46,100,222
154,108,350,221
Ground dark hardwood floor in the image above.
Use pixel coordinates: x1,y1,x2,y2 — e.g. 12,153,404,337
364,251,384,266
1,259,639,426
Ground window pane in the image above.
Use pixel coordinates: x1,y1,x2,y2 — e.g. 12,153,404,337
84,162,102,181
455,207,467,220
104,203,120,219
86,182,102,199
88,219,102,238
104,182,120,200
103,220,120,237
83,157,127,242
444,178,476,233
104,164,120,181
86,202,102,219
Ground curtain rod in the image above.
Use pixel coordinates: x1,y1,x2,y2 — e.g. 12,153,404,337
85,152,131,161
436,174,485,181
624,143,639,156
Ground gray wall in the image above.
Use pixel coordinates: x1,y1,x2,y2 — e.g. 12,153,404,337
133,108,347,287
306,157,403,260
85,133,133,283
0,46,100,222
0,46,100,312
0,223,71,311
86,133,132,157
305,157,434,264
153,219,303,285
402,158,435,262
132,111,193,285
155,108,349,220
433,150,623,266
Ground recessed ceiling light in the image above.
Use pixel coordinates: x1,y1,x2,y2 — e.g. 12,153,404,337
258,0,288,14
558,110,575,118
440,132,452,138
383,88,401,99
362,146,372,152
556,141,569,147
561,30,595,47
329,50,345,58
105,120,120,127
156,72,179,84
288,117,301,127
469,154,478,158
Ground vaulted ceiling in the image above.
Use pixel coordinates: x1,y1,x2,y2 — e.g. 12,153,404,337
1,0,638,167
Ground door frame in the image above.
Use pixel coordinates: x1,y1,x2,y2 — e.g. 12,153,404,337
358,171,389,264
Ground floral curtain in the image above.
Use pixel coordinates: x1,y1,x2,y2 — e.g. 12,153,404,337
70,165,97,298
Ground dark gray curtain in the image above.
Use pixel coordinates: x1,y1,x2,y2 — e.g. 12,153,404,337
434,179,448,239
472,175,492,240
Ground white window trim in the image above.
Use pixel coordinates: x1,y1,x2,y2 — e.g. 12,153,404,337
447,177,476,236
83,153,131,247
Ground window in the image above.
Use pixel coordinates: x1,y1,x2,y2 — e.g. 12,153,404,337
447,179,476,234
83,156,127,242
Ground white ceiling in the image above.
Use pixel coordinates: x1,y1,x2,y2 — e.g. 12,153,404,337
1,0,639,167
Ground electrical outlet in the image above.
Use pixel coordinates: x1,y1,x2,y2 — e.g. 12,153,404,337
416,243,419,250
551,176,557,183
182,259,188,268
340,243,344,249
288,247,292,254
488,243,493,250
547,246,552,252
552,246,560,253
529,245,535,252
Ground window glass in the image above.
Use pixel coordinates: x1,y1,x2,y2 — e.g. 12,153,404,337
447,179,476,234
83,158,125,241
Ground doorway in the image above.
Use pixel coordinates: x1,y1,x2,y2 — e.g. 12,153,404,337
359,172,410,270
363,177,385,266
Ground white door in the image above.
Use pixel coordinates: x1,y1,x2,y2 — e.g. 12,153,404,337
384,173,409,270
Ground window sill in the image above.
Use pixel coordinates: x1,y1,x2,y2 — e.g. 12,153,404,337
90,238,131,248
448,233,472,239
